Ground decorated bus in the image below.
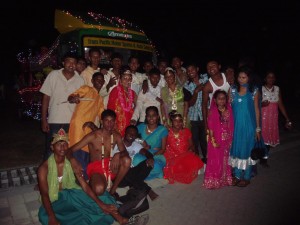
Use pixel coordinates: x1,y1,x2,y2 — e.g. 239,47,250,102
17,9,157,120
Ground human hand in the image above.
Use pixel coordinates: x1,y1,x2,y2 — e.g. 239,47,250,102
130,119,137,126
41,120,49,133
107,76,117,88
156,97,163,104
100,203,118,215
83,121,98,131
285,120,292,130
261,100,270,107
194,83,204,93
68,94,80,104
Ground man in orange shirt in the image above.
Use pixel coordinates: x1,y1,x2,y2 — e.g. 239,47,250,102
68,72,105,179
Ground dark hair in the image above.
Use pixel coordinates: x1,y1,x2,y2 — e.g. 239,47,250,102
101,109,116,120
92,72,104,80
169,111,183,121
110,52,123,61
149,68,161,77
145,106,160,124
88,47,101,55
128,55,139,64
77,56,87,63
236,65,255,92
63,52,78,61
125,125,138,134
213,89,228,101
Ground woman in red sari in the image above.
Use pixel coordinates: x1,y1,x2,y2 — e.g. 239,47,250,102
164,111,204,184
107,66,136,136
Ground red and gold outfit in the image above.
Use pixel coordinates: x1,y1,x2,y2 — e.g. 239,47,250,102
164,128,203,184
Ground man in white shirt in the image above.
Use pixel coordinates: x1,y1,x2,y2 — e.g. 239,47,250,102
40,52,84,160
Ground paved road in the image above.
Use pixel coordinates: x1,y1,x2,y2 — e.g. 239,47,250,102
1,130,300,225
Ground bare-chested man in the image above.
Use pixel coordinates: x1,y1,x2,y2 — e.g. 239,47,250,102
68,109,131,199
202,60,230,132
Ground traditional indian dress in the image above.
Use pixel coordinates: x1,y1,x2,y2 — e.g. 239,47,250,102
164,128,203,184
161,85,190,126
38,154,116,225
229,85,258,181
203,99,234,189
132,123,168,180
107,83,136,136
261,85,280,147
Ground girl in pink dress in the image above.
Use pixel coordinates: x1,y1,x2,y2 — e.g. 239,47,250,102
261,71,292,165
203,90,234,189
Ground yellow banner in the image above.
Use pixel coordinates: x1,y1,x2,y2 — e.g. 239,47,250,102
83,37,154,52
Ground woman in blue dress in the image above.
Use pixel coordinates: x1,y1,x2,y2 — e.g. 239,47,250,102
132,106,168,180
229,66,261,187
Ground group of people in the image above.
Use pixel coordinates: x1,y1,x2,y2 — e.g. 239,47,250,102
37,49,292,224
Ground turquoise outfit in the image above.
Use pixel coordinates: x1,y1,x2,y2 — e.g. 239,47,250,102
229,85,258,180
38,155,116,225
132,123,168,180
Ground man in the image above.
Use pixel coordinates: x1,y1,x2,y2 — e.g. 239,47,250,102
37,128,128,225
68,109,131,198
68,72,105,179
40,52,84,160
112,125,159,201
184,63,209,163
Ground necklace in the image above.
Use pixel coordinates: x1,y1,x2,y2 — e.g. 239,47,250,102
117,85,134,112
218,107,226,113
147,125,153,134
101,134,114,189
169,86,178,110
265,85,274,92
57,175,63,183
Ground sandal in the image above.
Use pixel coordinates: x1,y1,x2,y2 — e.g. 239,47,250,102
237,180,250,187
231,177,240,186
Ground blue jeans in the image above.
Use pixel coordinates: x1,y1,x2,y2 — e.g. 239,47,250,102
44,123,70,161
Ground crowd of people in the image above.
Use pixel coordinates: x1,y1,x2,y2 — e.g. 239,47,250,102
37,48,292,225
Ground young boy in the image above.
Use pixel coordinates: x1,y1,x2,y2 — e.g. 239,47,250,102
38,128,128,225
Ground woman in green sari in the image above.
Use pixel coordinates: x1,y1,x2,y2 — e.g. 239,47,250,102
161,68,191,128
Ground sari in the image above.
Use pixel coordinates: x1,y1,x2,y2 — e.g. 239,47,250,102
203,98,234,189
107,83,136,136
132,123,168,180
164,128,203,184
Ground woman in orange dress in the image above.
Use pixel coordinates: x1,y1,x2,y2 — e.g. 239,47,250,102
163,112,203,184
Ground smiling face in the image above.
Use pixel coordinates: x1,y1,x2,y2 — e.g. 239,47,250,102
51,141,68,157
206,61,221,77
145,107,160,125
92,74,105,92
124,127,138,144
164,70,176,86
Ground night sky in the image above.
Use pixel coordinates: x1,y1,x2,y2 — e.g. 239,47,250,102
2,0,300,82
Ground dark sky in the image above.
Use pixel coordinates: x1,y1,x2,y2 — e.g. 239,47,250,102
2,0,300,75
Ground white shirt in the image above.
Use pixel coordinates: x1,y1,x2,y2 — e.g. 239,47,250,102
112,141,143,166
39,69,84,123
208,73,230,107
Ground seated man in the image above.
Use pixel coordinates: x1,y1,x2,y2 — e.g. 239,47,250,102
37,128,128,225
112,125,159,201
68,109,131,198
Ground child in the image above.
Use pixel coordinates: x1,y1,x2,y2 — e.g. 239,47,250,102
203,90,234,189
261,71,292,166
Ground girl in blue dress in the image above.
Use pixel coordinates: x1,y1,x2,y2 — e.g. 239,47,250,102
229,66,261,187
132,106,168,180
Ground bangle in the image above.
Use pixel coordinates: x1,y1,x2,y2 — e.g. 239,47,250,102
256,127,261,132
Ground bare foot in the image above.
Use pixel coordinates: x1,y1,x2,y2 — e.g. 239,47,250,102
148,189,159,201
113,213,129,225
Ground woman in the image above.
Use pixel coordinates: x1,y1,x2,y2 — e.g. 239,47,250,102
229,66,261,187
203,90,234,189
164,112,203,184
161,68,190,127
132,106,168,180
107,66,136,136
261,71,292,166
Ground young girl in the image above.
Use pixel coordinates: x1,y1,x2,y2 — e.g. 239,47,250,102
164,112,203,184
203,90,234,189
261,71,292,165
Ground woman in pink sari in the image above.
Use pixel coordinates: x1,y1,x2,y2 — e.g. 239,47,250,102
203,90,234,189
164,111,203,184
107,66,136,136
